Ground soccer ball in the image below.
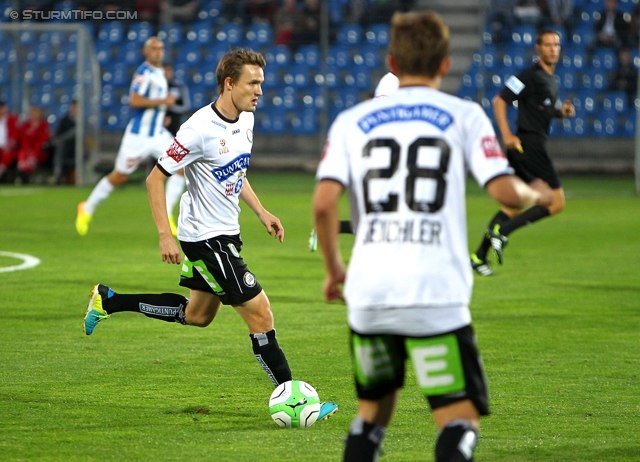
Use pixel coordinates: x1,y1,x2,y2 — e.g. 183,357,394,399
269,380,321,428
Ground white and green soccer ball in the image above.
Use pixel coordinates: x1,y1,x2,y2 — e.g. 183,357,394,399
269,380,321,428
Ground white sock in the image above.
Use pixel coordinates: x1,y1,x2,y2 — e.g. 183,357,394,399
165,173,185,216
85,176,115,215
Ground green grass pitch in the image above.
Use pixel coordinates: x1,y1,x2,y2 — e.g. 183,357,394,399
0,172,638,461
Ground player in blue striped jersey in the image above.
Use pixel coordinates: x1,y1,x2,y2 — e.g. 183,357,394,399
76,37,185,236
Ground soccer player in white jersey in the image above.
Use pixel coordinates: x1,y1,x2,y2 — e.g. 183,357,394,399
314,11,552,462
82,49,337,420
373,71,399,98
75,37,185,236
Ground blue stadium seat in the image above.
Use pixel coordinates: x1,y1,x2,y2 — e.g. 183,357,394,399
187,21,213,44
158,23,184,46
581,69,607,90
97,21,124,44
571,23,595,48
96,40,113,66
601,90,627,113
461,68,485,90
215,22,242,46
555,68,577,91
245,23,272,48
191,91,210,108
290,109,318,134
283,65,310,89
560,47,587,71
0,66,7,85
486,70,504,89
621,109,635,136
481,45,498,70
321,66,341,89
592,110,619,137
259,107,288,134
301,87,326,111
122,41,142,65
591,48,617,71
264,45,291,68
262,67,279,90
344,67,371,90
203,42,228,65
24,62,40,85
332,88,359,111
511,25,536,46
128,21,153,43
501,45,529,70
617,0,636,13
176,43,202,66
203,0,224,20
272,87,298,110
457,85,477,101
294,45,321,69
337,24,362,46
353,45,380,70
0,2,11,22
326,45,351,69
364,23,389,47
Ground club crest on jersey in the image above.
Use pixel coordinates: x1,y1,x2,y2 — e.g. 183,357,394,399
481,136,505,158
246,129,253,143
243,272,256,287
211,153,251,183
166,138,190,162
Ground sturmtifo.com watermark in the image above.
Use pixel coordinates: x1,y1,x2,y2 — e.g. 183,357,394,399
9,9,138,20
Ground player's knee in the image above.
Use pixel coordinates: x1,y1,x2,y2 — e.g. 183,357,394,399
435,419,478,462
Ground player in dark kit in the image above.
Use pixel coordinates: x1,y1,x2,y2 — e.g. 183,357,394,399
471,29,575,276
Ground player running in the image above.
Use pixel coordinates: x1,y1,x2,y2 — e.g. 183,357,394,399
82,48,337,420
314,11,552,461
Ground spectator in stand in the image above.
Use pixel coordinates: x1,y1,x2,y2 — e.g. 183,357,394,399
136,0,161,29
547,0,574,36
363,0,414,26
487,0,519,43
610,48,638,106
0,101,19,183
273,0,300,47
15,106,50,184
594,0,629,50
51,99,78,185
160,0,199,23
291,0,321,49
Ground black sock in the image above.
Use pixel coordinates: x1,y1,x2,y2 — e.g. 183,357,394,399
104,292,188,324
435,420,478,462
339,220,354,234
343,417,386,462
250,329,292,387
475,210,509,260
500,205,550,236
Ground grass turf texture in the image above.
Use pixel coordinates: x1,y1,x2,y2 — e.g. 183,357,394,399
0,173,638,461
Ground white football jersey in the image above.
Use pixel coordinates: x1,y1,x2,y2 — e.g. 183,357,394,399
126,62,170,137
157,103,255,242
317,86,513,336
373,72,399,98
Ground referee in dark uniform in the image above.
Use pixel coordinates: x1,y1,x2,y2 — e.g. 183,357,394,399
471,29,576,276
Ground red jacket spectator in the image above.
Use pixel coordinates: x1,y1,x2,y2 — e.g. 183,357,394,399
0,101,20,182
17,106,50,180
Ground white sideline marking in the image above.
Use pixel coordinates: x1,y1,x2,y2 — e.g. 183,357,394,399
0,251,41,273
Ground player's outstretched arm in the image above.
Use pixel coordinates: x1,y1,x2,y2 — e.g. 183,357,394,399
313,180,346,302
147,166,182,264
486,174,553,210
239,178,284,242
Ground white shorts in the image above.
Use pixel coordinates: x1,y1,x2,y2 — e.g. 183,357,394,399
114,129,174,175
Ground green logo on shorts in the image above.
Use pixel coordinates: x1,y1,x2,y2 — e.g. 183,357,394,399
405,334,465,396
352,335,396,386
181,257,223,294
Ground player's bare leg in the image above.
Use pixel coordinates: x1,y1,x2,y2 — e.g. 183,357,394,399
343,392,398,461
